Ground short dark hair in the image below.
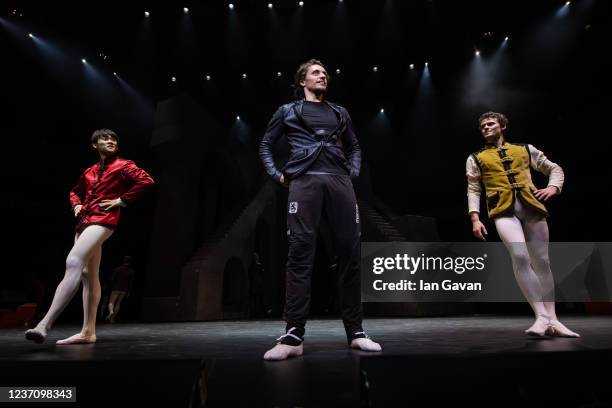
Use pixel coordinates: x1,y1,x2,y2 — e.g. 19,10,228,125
478,112,508,129
91,129,118,145
293,59,329,98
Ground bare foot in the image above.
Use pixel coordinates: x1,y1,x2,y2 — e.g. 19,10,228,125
56,333,97,345
263,343,303,361
350,337,382,352
25,326,47,344
525,315,550,337
546,320,580,338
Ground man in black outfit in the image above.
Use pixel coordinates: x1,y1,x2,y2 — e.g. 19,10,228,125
259,59,382,360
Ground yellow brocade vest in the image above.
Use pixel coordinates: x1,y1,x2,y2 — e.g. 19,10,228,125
473,143,548,219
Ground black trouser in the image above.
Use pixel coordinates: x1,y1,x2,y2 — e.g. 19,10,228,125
284,174,363,342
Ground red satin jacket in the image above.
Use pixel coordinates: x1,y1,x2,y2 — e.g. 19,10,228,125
69,156,154,232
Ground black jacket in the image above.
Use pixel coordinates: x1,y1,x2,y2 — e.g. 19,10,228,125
259,99,361,182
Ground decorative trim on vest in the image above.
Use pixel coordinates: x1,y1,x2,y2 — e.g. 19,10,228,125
475,143,548,219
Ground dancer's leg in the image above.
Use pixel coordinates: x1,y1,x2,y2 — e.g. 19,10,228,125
324,175,380,352
107,291,119,321
26,225,112,344
57,233,106,345
522,210,579,337
264,175,323,361
111,291,126,323
494,214,550,336
83,245,102,334
25,234,81,343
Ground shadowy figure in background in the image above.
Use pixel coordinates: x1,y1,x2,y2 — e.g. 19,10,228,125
106,256,135,323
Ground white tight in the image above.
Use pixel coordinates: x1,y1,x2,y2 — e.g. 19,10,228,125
37,225,113,335
494,198,556,319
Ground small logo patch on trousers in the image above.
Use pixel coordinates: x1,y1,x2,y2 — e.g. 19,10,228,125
289,202,298,214
356,204,360,224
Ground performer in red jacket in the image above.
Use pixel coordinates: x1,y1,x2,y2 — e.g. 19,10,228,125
25,129,154,345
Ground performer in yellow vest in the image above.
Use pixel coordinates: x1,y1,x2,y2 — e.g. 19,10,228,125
466,112,579,337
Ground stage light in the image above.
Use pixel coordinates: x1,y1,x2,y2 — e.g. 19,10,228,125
28,33,33,38
171,76,177,82
183,7,189,13
336,68,341,75
82,58,87,64
380,108,385,113
504,36,509,41
242,73,247,79
144,11,150,17
299,1,304,6
113,72,117,76
555,1,571,17
373,66,378,72
236,115,241,120
205,75,211,81
475,50,480,57
268,3,273,9
229,3,234,9
409,64,415,70
277,72,282,77
425,62,429,66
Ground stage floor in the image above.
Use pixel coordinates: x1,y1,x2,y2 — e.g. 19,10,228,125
1,316,611,407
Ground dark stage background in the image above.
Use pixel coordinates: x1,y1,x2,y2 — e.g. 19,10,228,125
1,0,610,323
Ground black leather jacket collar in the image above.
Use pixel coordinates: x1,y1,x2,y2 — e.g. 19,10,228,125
259,99,361,182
